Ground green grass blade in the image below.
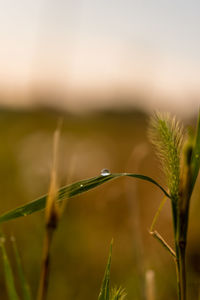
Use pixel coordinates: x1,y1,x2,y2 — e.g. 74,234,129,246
190,110,200,193
11,236,32,300
0,173,170,223
98,240,113,300
0,236,20,300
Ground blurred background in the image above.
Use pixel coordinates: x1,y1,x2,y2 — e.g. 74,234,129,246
0,1,200,299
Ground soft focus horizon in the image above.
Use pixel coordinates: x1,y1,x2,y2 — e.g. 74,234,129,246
1,0,200,116
1,3,200,298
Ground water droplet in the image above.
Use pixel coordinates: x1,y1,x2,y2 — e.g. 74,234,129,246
101,169,111,176
80,184,83,187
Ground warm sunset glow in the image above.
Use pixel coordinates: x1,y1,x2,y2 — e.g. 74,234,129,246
1,0,200,114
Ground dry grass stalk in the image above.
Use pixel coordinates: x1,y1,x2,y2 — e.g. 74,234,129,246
37,127,61,300
145,270,155,300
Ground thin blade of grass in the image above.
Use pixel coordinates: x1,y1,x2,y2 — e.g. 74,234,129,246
150,196,167,232
0,173,170,224
190,110,200,193
11,236,32,300
149,196,176,259
0,236,20,300
98,240,113,300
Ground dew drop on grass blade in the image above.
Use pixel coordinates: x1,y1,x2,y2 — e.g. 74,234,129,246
0,173,170,223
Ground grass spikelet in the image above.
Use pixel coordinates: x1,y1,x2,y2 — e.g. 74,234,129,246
148,112,184,202
110,287,127,300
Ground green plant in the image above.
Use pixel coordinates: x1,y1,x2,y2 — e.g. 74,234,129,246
148,112,200,300
0,234,32,300
98,241,126,300
0,111,199,300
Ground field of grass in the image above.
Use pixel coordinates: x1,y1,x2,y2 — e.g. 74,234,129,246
0,107,200,300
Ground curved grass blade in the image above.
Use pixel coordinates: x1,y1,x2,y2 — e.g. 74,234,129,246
0,173,170,224
0,235,20,300
98,240,113,300
11,236,32,300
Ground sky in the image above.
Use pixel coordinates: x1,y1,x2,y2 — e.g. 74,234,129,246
1,0,200,114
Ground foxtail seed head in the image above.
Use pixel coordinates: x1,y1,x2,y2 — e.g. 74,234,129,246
148,112,184,202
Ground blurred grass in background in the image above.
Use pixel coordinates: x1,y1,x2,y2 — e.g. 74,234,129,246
0,106,199,300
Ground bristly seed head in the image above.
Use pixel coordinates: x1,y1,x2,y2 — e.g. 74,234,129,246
148,112,184,202
110,286,127,300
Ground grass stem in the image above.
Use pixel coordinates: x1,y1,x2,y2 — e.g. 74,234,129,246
37,126,61,300
37,229,54,300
